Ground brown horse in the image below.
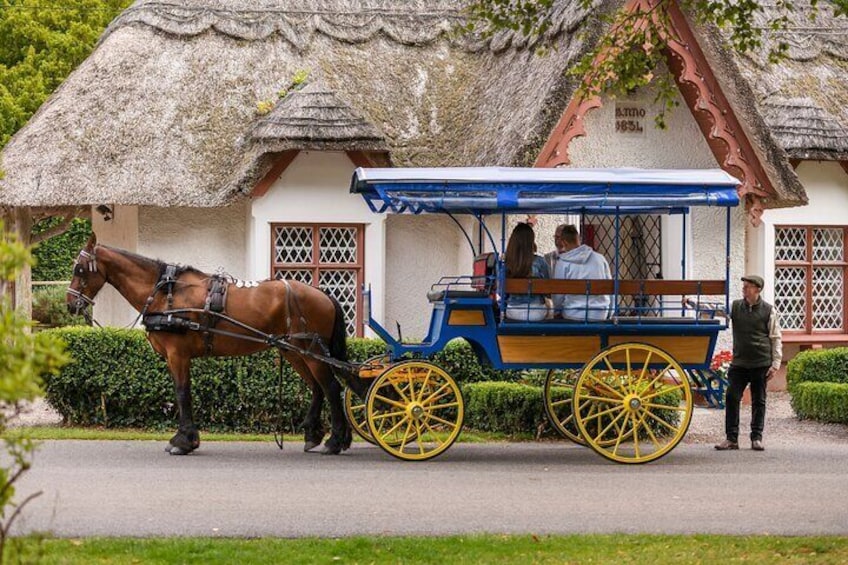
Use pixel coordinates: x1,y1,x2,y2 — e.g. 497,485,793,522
66,234,367,455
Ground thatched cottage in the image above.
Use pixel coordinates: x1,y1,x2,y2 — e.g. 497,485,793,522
1,0,846,362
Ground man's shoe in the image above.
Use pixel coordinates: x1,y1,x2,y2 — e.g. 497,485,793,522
714,439,739,450
751,439,765,451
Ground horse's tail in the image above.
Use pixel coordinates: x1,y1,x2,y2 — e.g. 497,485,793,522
326,292,368,398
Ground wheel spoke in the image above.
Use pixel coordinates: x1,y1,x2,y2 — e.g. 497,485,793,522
381,414,410,438
643,363,674,391
417,369,432,402
638,351,653,381
643,402,688,412
592,409,626,443
422,385,454,406
578,394,623,406
421,382,451,404
398,418,414,450
425,412,458,429
425,401,460,411
371,409,407,421
389,376,411,403
631,413,641,459
642,414,662,449
641,383,687,402
585,372,625,399
580,402,625,420
643,409,681,434
373,394,407,410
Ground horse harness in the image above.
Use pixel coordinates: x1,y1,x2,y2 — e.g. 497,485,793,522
141,267,334,360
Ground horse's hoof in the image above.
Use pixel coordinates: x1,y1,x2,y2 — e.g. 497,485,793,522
164,445,172,453
303,441,321,452
320,445,342,455
168,446,190,455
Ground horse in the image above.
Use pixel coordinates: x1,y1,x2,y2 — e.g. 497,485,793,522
66,233,367,455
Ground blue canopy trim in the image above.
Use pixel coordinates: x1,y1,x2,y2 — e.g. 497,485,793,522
351,167,741,215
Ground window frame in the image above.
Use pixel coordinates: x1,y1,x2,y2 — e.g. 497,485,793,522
270,222,365,337
774,224,848,336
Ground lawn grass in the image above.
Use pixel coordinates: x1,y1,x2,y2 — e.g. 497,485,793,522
5,426,530,443
8,534,848,564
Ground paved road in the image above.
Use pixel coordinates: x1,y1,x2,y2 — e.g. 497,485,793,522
12,438,848,538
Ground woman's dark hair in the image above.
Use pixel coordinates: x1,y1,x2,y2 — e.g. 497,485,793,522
505,222,536,278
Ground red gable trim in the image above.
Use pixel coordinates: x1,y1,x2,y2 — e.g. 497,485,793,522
250,150,299,198
534,0,778,225
346,150,375,169
841,161,848,176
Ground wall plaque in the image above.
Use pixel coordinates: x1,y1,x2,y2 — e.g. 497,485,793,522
615,103,647,136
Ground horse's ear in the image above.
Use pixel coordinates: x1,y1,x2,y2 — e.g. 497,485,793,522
86,232,97,249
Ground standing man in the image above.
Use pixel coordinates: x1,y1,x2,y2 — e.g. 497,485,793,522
715,275,783,451
552,224,612,321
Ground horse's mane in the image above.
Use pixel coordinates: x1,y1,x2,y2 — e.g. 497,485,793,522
100,245,207,278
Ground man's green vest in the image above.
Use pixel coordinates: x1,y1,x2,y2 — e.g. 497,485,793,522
730,298,773,368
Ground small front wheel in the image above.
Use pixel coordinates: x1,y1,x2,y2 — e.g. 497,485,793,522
366,361,464,461
543,369,585,445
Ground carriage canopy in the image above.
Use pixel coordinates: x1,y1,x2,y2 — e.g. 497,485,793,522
351,167,740,215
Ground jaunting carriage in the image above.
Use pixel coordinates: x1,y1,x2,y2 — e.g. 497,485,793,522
344,167,739,464
67,166,738,464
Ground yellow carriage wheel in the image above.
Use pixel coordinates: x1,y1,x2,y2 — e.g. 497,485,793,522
543,369,585,445
573,343,693,464
366,361,464,461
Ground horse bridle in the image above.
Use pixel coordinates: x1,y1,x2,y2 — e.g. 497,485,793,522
67,249,100,323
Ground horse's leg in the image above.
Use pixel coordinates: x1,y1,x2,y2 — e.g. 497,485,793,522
165,353,200,456
285,354,325,452
307,358,350,455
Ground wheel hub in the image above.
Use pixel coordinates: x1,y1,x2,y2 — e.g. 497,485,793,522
623,393,642,413
407,402,425,420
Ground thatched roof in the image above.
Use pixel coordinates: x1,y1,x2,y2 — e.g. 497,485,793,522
0,0,831,208
732,2,848,161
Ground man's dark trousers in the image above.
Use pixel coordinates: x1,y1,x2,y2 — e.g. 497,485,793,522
725,365,769,442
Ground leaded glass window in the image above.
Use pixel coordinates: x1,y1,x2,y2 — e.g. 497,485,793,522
774,226,846,334
272,224,363,336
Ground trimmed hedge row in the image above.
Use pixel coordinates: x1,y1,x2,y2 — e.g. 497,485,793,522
38,328,523,434
786,347,848,424
790,382,848,424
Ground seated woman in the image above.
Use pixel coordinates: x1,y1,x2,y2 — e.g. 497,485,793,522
504,222,550,321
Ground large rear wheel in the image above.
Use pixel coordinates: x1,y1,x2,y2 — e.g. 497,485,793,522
365,361,464,461
573,343,693,464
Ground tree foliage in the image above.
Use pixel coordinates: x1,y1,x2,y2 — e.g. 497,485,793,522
466,0,848,127
0,0,132,148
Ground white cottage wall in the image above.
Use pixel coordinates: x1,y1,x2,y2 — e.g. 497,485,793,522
384,214,467,340
138,204,248,278
248,151,386,335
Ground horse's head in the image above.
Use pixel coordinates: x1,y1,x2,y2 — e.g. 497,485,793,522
67,233,107,318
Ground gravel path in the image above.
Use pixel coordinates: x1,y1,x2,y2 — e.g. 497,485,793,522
8,393,848,448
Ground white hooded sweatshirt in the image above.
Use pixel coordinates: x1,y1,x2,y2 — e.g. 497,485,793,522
552,244,612,321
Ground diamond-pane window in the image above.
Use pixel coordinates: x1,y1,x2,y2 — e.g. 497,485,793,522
775,227,807,262
774,226,846,335
812,267,843,330
583,215,662,313
320,227,358,264
813,228,843,262
320,270,358,336
271,224,364,336
774,267,806,331
274,227,312,264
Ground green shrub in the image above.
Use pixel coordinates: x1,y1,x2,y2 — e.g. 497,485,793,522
32,285,89,328
790,382,848,424
463,382,546,436
432,339,522,384
32,217,92,282
786,347,848,391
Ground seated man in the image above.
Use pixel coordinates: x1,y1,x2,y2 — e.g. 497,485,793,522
552,225,612,321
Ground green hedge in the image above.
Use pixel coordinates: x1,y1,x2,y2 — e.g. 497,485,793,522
786,347,848,425
790,382,848,424
38,328,522,433
32,217,92,282
463,382,547,436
